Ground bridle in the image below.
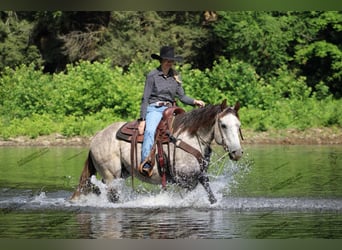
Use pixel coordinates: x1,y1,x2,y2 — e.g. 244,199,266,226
215,108,244,153
166,105,243,179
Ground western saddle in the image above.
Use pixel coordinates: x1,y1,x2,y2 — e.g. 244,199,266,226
116,107,185,185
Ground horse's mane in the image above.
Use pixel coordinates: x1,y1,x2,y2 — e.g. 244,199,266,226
173,104,223,136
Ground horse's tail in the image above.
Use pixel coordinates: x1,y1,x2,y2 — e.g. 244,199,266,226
70,151,97,200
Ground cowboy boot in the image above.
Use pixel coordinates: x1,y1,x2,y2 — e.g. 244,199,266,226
138,160,153,177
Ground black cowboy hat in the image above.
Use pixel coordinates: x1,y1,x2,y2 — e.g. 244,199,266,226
151,46,183,61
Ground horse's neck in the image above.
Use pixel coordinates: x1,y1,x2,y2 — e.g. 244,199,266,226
172,107,218,151
175,126,215,152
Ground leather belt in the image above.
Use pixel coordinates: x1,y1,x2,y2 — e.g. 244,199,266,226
151,101,172,107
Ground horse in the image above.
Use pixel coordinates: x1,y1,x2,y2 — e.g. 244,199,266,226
71,100,243,204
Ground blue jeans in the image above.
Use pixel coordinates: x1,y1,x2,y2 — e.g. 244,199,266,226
141,105,168,162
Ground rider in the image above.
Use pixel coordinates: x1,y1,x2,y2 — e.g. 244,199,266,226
138,45,205,175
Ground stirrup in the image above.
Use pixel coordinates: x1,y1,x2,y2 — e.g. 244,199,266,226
138,160,153,177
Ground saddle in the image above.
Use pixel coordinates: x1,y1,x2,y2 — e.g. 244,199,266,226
116,107,185,143
116,107,185,186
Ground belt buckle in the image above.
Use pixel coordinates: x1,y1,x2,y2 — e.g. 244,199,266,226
156,101,171,107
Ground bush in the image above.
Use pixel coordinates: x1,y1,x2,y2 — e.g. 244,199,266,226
0,64,52,119
240,98,342,131
182,57,262,107
0,58,341,139
0,113,58,139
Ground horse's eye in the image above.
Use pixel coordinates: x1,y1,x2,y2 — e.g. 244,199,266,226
220,123,227,129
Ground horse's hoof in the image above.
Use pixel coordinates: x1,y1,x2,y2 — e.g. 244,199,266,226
209,196,217,204
70,191,80,201
107,188,119,203
92,186,101,195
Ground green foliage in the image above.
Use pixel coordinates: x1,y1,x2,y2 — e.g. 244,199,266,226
53,60,122,116
99,11,208,68
295,40,342,97
1,11,341,98
0,64,52,119
59,109,116,137
182,57,262,107
182,57,315,111
0,113,58,139
0,13,42,71
242,98,342,131
0,59,151,138
1,10,342,138
1,59,341,139
212,11,294,76
210,11,342,97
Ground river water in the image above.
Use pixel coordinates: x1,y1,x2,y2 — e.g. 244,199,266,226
0,145,341,238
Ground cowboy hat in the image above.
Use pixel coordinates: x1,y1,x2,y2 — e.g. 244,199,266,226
151,46,183,61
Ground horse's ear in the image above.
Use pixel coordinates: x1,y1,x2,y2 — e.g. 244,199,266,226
221,99,227,111
234,101,240,112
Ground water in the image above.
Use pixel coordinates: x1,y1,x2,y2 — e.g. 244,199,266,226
0,145,341,238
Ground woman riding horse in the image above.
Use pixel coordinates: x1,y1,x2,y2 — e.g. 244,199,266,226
71,100,243,204
138,46,205,176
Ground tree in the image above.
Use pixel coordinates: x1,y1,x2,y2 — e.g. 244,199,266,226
98,11,210,70
293,11,342,98
211,11,295,77
211,11,342,98
31,11,111,73
0,11,42,71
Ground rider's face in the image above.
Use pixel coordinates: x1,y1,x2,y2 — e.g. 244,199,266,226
161,59,174,72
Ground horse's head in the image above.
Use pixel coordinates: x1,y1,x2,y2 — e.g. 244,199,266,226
214,100,243,161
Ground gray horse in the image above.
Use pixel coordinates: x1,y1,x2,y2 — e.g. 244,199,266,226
71,100,243,204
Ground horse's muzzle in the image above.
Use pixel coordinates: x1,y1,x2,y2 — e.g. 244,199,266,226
229,149,243,161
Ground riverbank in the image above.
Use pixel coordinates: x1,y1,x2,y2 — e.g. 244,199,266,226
243,127,342,145
0,127,341,147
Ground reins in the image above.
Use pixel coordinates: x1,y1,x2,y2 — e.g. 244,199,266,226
239,128,244,141
167,132,208,172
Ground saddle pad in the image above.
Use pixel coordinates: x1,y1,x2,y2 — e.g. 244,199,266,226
116,121,144,143
116,121,171,144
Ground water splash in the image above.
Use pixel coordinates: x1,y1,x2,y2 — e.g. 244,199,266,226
1,155,341,211
70,176,218,209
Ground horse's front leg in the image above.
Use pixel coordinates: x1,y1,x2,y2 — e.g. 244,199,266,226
198,172,217,204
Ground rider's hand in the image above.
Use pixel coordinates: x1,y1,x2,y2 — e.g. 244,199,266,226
138,121,146,135
194,99,205,108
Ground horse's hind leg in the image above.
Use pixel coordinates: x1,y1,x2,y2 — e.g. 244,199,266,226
71,152,98,200
198,173,217,204
100,169,121,203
